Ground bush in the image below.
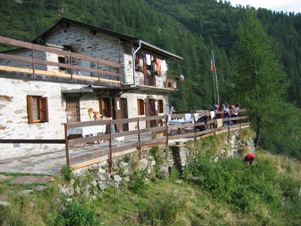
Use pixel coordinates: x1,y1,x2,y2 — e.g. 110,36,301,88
56,199,98,226
61,165,73,181
138,191,184,225
128,171,148,194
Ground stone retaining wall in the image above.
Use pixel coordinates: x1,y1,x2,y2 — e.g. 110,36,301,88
59,130,255,198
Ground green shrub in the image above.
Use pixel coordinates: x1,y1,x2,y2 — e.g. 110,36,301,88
56,199,98,226
61,165,73,181
138,191,184,225
237,128,256,141
128,171,148,194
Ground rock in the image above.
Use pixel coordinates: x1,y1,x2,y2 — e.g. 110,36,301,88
34,185,47,191
0,175,12,182
9,176,54,185
114,175,122,183
156,165,169,179
60,186,74,197
0,201,9,206
138,158,148,171
91,180,97,187
97,181,107,191
18,190,33,196
95,172,111,181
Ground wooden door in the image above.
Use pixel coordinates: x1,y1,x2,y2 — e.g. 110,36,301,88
66,97,80,122
145,98,158,128
99,98,112,118
121,98,128,131
114,97,122,132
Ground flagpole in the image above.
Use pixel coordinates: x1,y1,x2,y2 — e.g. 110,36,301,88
211,54,217,105
212,66,217,105
212,50,220,106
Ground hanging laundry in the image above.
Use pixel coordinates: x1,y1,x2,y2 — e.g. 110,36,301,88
146,54,151,65
156,58,162,76
152,60,157,74
161,60,167,72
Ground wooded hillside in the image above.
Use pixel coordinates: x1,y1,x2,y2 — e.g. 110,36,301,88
1,0,301,159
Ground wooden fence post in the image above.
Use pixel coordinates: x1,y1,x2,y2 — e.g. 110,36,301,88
109,119,113,173
137,117,142,159
165,114,169,146
64,123,70,168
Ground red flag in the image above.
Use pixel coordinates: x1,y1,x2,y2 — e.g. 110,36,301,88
210,57,215,73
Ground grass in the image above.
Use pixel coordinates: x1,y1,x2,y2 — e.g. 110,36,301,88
1,133,301,225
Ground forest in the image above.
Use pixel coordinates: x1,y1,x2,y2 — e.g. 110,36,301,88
1,0,301,159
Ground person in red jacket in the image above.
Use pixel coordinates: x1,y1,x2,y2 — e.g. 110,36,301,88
244,153,255,165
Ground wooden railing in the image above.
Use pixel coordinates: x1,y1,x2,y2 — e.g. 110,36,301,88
0,36,121,85
64,109,250,171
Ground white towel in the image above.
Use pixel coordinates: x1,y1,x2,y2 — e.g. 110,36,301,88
185,113,192,122
146,54,151,65
161,60,167,71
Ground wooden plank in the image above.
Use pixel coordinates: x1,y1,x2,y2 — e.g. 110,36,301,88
71,156,109,170
70,149,110,163
0,66,121,84
0,36,120,68
0,139,65,144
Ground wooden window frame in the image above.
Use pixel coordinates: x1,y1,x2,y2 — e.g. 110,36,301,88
137,99,145,115
58,55,66,71
27,95,49,123
158,99,164,113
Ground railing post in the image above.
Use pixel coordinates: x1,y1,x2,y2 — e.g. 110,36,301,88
69,52,73,82
165,114,169,146
214,119,217,136
193,112,197,141
97,62,100,82
64,123,70,168
32,49,35,78
137,117,142,159
109,119,113,173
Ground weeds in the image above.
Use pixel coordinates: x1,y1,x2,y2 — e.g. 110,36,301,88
61,165,73,181
56,198,98,226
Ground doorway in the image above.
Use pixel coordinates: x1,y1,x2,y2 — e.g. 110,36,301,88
145,98,158,128
66,97,80,122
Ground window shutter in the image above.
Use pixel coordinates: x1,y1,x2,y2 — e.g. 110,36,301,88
27,96,34,123
40,97,49,122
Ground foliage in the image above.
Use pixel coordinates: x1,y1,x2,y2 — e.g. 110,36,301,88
184,150,301,225
128,171,149,194
228,10,301,159
61,165,73,181
237,128,256,141
138,190,185,225
1,145,301,225
56,198,98,226
1,0,301,158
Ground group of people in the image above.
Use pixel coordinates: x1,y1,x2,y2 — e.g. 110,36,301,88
212,102,240,119
211,103,240,125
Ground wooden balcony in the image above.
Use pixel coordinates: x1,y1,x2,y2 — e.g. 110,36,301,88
0,36,121,86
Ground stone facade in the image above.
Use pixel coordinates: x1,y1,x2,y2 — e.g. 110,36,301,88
0,18,180,158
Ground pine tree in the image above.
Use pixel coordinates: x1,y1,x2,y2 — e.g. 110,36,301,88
230,10,290,147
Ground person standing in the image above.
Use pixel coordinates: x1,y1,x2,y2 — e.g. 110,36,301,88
169,106,176,115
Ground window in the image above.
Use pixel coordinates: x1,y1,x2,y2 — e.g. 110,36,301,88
27,96,49,123
137,99,144,115
58,56,67,71
158,99,163,113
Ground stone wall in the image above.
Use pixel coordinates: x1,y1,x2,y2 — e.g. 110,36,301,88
59,130,255,198
0,22,174,156
0,77,100,159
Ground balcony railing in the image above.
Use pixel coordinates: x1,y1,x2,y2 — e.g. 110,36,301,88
0,36,121,86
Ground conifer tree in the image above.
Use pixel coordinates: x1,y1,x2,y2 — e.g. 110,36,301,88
230,10,290,147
